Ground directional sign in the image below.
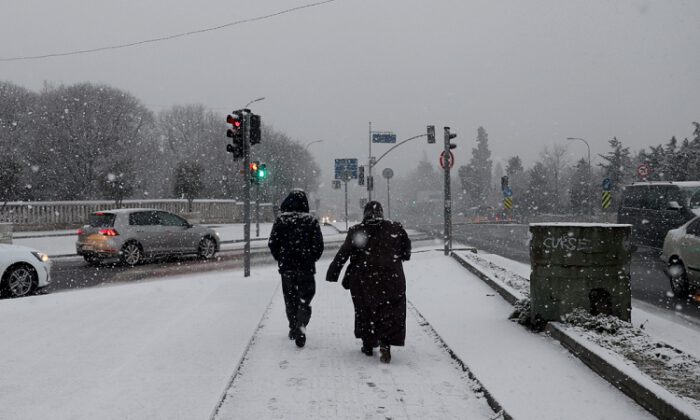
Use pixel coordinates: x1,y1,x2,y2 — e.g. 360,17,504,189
503,186,513,198
439,151,455,169
334,158,358,180
332,180,341,189
372,132,397,143
602,178,612,192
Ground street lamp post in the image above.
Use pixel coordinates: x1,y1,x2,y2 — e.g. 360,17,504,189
303,140,324,213
566,137,592,216
244,97,265,109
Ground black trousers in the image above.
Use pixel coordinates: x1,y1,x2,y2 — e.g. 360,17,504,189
280,271,316,331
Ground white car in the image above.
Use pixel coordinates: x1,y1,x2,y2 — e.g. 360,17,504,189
0,244,51,298
661,216,700,298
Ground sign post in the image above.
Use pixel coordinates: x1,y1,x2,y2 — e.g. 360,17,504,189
382,168,394,219
443,127,457,256
602,177,613,210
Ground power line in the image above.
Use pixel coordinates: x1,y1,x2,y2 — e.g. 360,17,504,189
0,0,339,62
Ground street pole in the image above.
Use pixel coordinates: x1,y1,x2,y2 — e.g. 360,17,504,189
368,121,373,201
344,178,349,231
386,177,391,219
443,127,453,256
243,112,251,277
566,137,592,217
255,182,260,237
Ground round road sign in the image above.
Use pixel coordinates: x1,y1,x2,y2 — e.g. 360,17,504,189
439,151,455,169
382,168,394,179
637,163,651,178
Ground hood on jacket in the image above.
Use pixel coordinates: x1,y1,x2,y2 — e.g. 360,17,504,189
363,201,384,221
280,189,309,213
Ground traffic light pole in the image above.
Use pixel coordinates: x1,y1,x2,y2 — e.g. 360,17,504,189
443,127,452,256
243,112,251,277
368,121,373,202
255,182,260,238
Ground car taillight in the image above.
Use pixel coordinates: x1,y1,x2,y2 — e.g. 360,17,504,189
99,228,119,236
77,228,84,235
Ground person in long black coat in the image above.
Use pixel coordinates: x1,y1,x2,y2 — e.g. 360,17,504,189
326,201,411,363
268,190,324,348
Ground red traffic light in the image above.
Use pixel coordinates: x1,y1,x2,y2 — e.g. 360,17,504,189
226,114,242,128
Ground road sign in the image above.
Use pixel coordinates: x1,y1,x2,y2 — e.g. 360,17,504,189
602,191,612,209
602,178,612,191
504,197,513,209
372,132,397,143
439,151,455,169
332,180,341,189
503,186,513,198
382,168,394,179
637,163,651,178
334,158,358,180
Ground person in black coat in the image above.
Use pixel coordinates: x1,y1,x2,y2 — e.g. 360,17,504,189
268,190,324,348
326,201,411,363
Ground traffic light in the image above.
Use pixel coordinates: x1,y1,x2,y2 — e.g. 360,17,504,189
427,125,436,144
358,166,365,186
257,163,268,181
249,161,259,184
226,112,244,160
501,175,509,191
444,126,457,149
250,114,261,145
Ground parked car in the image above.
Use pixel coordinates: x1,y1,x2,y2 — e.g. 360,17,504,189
661,216,700,298
76,209,220,265
617,181,700,248
0,243,51,298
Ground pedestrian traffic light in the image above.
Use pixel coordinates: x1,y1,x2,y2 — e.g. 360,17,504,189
250,114,261,145
501,176,509,191
427,125,436,144
226,112,245,160
358,166,365,186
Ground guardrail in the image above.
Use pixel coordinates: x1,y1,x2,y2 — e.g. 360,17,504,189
0,199,274,230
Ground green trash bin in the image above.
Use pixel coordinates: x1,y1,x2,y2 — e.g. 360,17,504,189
529,223,632,323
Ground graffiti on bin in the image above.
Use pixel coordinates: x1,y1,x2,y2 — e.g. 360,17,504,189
542,236,593,252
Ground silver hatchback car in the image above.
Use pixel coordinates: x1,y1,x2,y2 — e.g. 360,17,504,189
76,208,220,265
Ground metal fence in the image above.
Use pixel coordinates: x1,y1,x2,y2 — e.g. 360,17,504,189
0,199,274,230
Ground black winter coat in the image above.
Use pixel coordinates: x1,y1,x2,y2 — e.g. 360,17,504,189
268,191,324,273
326,218,411,346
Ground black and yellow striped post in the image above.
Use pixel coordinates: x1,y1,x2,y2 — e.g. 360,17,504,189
504,196,513,210
601,191,612,209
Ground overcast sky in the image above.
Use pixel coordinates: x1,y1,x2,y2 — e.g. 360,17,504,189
2,0,700,195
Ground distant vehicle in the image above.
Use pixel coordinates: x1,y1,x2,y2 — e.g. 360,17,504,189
661,216,700,298
0,244,51,298
617,181,700,248
76,209,220,266
460,205,509,223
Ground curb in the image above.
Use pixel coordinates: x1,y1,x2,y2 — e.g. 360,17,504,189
449,251,698,420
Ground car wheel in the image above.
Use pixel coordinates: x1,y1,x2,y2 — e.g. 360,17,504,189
120,242,143,266
668,259,690,298
2,264,38,298
197,237,217,260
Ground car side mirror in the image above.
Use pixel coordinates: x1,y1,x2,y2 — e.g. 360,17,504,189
668,201,682,210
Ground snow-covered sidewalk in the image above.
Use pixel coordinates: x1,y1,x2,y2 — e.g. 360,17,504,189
214,264,496,419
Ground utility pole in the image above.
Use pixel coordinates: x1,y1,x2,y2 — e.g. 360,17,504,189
368,121,373,201
443,127,457,256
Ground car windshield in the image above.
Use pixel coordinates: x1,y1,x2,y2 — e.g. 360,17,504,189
681,187,700,209
87,213,115,228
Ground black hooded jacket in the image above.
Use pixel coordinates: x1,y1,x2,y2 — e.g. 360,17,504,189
268,190,324,273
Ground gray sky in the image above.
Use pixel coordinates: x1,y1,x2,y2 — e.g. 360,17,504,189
2,0,700,191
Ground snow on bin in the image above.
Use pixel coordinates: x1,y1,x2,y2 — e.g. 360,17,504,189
0,223,12,244
529,223,632,324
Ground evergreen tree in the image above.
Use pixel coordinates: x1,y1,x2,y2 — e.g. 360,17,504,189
569,158,588,215
173,160,205,212
460,126,492,205
598,137,632,208
525,161,551,214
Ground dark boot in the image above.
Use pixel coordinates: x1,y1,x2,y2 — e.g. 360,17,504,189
379,345,391,363
288,329,296,340
361,341,374,356
295,326,306,348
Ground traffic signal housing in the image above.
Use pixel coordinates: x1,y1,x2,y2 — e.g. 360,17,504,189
427,125,435,144
226,112,245,160
257,163,268,181
358,166,365,186
250,114,261,145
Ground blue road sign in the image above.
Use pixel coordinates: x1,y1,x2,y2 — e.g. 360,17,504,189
334,158,359,179
372,132,397,143
602,178,612,191
503,186,513,197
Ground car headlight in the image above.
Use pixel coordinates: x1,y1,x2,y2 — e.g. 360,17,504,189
31,252,50,263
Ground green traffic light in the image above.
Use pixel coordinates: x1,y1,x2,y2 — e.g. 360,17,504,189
257,164,268,180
